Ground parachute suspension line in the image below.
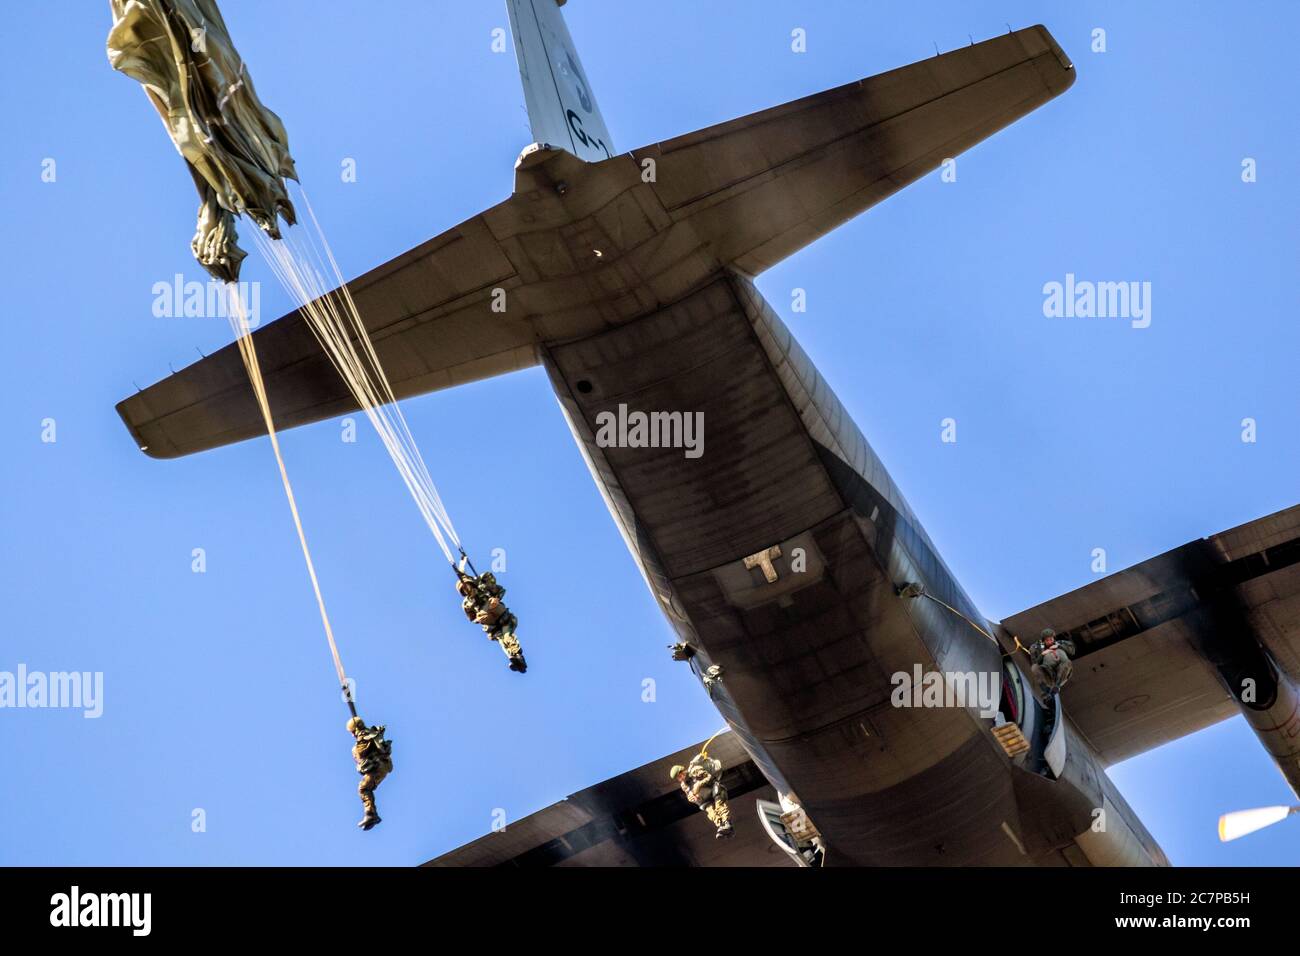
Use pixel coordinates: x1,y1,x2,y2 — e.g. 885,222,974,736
261,227,457,564
256,228,455,562
290,215,457,545
222,284,348,689
248,187,462,565
252,228,456,562
297,189,449,530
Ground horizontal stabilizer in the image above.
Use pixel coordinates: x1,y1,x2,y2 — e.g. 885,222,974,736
635,24,1075,275
117,213,537,459
119,24,1075,458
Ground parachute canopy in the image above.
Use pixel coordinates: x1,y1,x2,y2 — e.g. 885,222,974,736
107,0,298,281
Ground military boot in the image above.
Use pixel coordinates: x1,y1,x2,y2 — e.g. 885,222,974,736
359,790,382,830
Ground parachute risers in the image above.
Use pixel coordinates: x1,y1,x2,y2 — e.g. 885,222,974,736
222,286,393,830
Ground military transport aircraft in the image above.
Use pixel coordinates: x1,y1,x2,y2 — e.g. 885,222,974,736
116,1,1300,866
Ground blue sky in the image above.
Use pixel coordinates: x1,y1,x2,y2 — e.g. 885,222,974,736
1,1,1297,866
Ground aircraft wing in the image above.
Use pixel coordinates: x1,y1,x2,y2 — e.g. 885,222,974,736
116,212,538,459
633,24,1076,275
423,732,788,867
1001,505,1300,765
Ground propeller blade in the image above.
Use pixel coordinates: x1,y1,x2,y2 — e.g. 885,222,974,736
1218,805,1297,842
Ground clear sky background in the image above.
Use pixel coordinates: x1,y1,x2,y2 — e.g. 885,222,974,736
1,1,1297,866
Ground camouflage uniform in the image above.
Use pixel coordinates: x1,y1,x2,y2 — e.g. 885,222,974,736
348,716,393,830
1029,629,1076,696
671,754,734,839
457,572,527,672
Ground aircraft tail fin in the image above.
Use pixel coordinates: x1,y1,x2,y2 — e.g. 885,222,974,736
505,0,614,161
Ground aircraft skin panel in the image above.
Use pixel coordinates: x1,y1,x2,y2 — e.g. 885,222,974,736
1057,618,1238,765
116,212,538,459
635,25,1074,275
505,0,615,162
1214,506,1300,680
540,273,1155,865
546,278,843,580
1242,563,1300,681
426,719,1168,867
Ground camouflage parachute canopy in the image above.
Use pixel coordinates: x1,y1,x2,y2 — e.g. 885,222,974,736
106,0,298,282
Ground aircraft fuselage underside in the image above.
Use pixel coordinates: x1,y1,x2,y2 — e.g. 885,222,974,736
542,269,1165,866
